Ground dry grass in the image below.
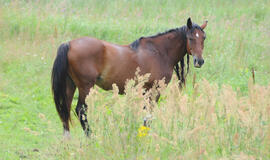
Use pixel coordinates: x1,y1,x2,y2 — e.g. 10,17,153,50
43,73,270,159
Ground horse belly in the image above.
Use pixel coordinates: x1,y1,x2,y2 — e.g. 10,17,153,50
96,54,138,94
96,68,137,94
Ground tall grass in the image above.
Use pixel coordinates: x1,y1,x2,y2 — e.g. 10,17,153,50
41,75,270,159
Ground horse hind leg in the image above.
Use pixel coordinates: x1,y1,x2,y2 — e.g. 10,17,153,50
63,76,76,138
76,83,94,136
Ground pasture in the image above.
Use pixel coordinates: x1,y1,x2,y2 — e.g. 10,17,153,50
0,0,269,159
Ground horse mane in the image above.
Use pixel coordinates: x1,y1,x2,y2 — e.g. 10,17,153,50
130,23,203,50
130,27,186,50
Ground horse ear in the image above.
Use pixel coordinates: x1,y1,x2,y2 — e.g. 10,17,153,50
187,18,192,29
201,20,208,30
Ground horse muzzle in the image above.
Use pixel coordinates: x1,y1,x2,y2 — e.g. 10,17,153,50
193,56,204,68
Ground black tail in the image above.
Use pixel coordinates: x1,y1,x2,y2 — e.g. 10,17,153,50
51,43,70,129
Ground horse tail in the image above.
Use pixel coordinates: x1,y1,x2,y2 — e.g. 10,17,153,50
51,43,71,129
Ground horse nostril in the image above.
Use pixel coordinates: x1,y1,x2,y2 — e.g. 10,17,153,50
198,59,204,66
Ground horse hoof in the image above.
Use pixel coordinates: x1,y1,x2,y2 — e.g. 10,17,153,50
143,115,152,127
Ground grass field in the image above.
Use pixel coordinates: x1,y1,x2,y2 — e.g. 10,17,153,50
0,0,270,159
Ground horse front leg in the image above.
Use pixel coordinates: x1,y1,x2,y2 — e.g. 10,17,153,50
143,91,160,127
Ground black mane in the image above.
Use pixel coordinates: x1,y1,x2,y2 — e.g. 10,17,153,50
130,27,185,50
130,24,203,50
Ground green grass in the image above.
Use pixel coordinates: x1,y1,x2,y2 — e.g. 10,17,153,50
0,0,270,159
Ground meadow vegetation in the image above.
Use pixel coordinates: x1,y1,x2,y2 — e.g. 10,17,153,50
0,0,269,159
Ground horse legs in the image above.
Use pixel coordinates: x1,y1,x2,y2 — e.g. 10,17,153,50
63,76,76,137
143,92,160,127
76,84,94,136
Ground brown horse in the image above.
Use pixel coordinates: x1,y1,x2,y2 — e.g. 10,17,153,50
51,18,207,136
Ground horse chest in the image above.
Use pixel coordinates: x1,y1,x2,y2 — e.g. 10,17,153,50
151,69,173,83
146,57,173,81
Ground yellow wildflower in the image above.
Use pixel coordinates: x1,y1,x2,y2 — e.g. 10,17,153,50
137,125,150,137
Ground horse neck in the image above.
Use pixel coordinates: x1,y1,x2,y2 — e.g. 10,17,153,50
153,30,187,66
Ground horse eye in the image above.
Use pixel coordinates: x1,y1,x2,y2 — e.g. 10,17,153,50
189,38,194,41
